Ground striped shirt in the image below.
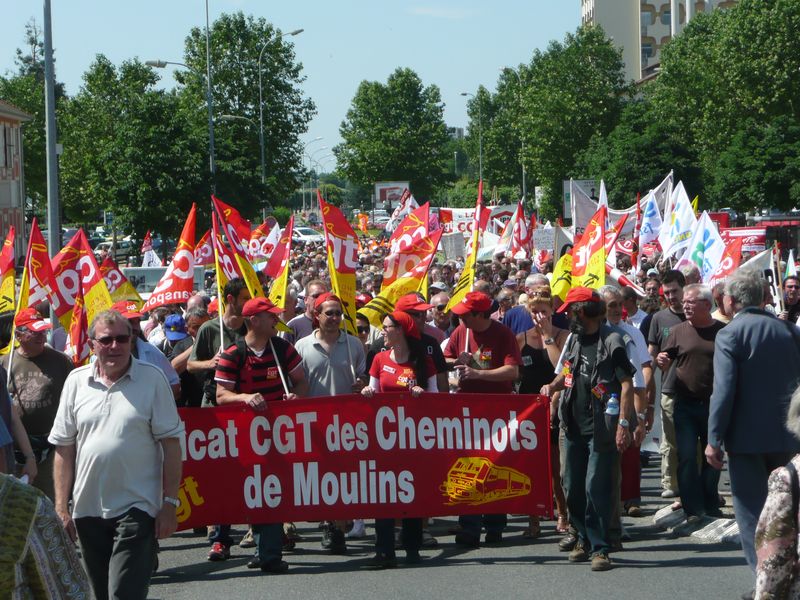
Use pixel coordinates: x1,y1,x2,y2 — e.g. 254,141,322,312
214,337,301,401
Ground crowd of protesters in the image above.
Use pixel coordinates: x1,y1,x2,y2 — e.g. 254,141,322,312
3,232,800,600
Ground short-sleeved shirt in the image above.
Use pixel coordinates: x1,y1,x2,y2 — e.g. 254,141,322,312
295,331,366,397
647,308,686,394
444,320,522,394
610,321,650,389
48,359,184,519
190,318,247,405
662,320,726,401
2,347,73,436
368,333,448,375
215,337,302,401
284,314,314,345
369,351,435,392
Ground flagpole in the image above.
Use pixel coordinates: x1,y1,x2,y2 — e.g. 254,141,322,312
341,321,357,384
774,243,785,314
269,338,291,396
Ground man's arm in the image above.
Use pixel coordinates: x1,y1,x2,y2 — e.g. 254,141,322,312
287,365,308,399
10,405,37,482
707,330,736,468
53,444,77,542
454,363,518,383
171,345,193,375
616,377,634,452
155,437,182,539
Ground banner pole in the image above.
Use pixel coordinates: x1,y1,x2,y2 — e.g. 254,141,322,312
269,337,291,396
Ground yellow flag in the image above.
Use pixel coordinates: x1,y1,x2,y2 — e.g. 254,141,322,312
550,253,573,301
571,206,606,289
445,181,484,312
691,195,699,216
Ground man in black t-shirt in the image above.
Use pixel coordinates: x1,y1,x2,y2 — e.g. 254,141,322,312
647,270,686,499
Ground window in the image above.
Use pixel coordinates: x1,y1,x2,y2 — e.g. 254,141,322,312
661,10,671,24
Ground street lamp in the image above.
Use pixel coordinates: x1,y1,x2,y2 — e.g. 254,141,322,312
300,137,323,211
258,28,303,210
147,58,217,190
501,67,527,201
461,91,482,181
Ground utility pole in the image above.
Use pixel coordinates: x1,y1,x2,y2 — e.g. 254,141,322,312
43,0,60,259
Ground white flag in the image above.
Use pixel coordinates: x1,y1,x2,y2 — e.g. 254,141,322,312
786,250,797,278
675,211,725,282
639,191,662,245
659,181,697,258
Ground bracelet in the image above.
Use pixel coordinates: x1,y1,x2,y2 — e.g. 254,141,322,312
618,418,630,428
163,496,180,507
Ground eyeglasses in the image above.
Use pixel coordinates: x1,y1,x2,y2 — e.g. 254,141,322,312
322,310,342,317
93,335,131,347
357,325,370,334
435,304,448,312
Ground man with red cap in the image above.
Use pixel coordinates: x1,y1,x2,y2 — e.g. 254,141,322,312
444,291,522,548
541,286,636,572
2,307,73,499
110,300,180,401
214,296,308,574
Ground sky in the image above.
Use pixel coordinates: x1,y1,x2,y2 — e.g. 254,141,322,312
1,1,579,171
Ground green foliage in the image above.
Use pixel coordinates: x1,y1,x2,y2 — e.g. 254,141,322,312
318,183,345,207
270,206,292,226
179,12,315,219
334,67,451,200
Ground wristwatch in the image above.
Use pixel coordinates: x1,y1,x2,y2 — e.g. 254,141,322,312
618,418,630,428
637,412,647,421
544,337,555,346
163,496,180,508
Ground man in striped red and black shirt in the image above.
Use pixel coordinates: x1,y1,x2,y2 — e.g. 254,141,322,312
214,297,308,574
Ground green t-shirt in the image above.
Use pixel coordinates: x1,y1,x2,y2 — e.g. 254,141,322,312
189,318,246,406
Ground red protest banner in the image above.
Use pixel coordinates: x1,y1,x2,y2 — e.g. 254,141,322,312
174,393,552,530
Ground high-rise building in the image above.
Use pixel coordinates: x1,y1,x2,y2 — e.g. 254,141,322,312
581,1,738,82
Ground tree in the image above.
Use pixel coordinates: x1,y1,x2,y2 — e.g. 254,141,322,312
179,12,315,217
0,20,67,216
519,25,628,219
59,56,204,238
334,67,451,201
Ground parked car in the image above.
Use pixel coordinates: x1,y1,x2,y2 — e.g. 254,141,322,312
292,227,325,243
93,239,135,263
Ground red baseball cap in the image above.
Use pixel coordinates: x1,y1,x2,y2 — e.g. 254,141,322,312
355,292,373,309
389,310,421,340
15,307,52,332
394,293,433,314
314,292,342,311
241,297,283,317
111,300,143,320
451,291,493,316
556,287,602,313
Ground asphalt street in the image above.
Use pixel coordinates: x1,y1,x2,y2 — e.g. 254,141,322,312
148,463,753,600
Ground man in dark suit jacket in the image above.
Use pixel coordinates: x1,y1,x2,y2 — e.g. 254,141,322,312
706,269,800,578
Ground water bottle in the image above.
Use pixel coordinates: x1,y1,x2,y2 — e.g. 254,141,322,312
605,394,620,416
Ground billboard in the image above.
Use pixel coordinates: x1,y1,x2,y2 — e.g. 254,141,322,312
374,182,410,209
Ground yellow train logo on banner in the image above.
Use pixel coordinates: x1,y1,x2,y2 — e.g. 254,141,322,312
440,457,531,506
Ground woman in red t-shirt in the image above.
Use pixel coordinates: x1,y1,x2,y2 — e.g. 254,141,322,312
360,311,434,568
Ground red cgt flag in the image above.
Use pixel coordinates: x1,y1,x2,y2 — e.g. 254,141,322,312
68,283,90,366
194,229,215,268
142,204,197,312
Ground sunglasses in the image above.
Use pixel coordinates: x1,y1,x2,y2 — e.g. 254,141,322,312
435,304,448,312
93,334,131,347
357,326,370,334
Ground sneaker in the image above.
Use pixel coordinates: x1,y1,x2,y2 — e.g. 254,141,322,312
484,531,503,544
284,522,301,541
591,552,612,571
661,489,678,498
625,504,643,517
368,552,397,569
568,541,589,562
239,529,256,549
207,542,230,561
246,556,262,569
558,532,578,552
673,514,706,537
329,528,347,555
260,559,289,575
454,531,480,548
346,519,366,539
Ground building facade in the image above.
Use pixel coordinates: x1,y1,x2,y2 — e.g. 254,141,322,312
0,100,29,260
581,0,738,82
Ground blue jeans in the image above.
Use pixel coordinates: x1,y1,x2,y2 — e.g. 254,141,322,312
563,432,618,555
253,523,283,563
208,524,233,547
674,397,720,517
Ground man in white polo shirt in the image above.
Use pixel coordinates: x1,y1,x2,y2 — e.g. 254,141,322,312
49,309,184,600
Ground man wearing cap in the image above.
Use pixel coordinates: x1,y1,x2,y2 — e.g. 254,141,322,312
214,296,308,573
2,308,73,499
161,312,207,408
110,301,181,401
49,309,184,600
541,287,635,571
444,291,522,547
295,292,366,554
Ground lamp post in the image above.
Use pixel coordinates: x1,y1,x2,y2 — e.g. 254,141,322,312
501,67,527,201
147,58,217,190
461,91,482,181
258,28,303,210
300,137,323,211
